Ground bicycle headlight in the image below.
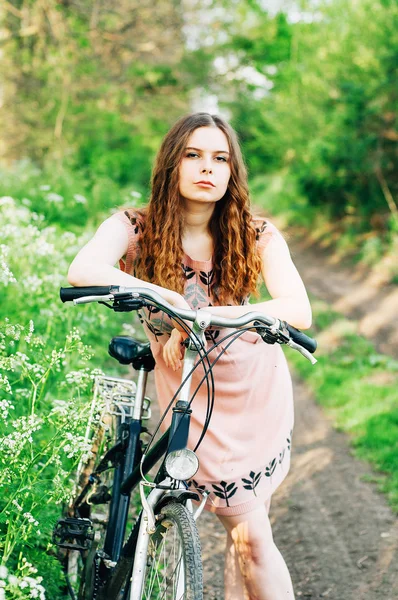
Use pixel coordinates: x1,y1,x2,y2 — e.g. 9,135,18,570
165,449,199,481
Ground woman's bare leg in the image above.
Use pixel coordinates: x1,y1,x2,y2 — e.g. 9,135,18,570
224,530,248,599
218,500,294,600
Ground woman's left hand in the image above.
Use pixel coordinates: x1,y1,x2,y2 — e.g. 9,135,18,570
163,328,186,371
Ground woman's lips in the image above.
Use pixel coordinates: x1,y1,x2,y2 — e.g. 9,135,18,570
195,182,215,188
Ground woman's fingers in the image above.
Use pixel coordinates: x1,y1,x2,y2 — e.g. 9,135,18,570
163,330,185,371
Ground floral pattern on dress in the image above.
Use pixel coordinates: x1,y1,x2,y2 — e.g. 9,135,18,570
187,435,292,507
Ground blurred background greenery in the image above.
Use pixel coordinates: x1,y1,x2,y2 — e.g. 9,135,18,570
0,0,397,596
1,0,397,252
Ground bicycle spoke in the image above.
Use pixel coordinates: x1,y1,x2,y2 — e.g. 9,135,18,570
143,521,185,600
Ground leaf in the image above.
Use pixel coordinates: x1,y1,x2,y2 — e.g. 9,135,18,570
212,484,224,494
243,484,253,490
184,283,208,309
241,478,252,485
226,482,236,492
182,265,196,280
227,487,238,499
213,491,225,499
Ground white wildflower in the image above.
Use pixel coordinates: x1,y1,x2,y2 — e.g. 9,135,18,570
12,499,23,511
73,193,87,204
0,374,12,395
46,192,63,203
130,190,142,198
23,275,42,292
0,244,17,285
39,185,51,191
0,566,8,579
24,320,35,343
0,196,14,206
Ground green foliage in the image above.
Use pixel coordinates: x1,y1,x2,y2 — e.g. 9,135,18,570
0,161,146,230
0,193,134,597
197,0,398,232
0,0,190,185
287,298,398,511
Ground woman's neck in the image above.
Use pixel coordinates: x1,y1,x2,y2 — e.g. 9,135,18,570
181,201,215,236
181,201,215,260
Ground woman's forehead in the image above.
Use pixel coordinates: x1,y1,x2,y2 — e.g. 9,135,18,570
186,127,229,152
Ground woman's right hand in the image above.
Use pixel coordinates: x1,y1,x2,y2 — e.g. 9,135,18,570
162,291,193,334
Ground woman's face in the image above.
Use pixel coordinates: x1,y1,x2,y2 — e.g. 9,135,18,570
179,126,231,205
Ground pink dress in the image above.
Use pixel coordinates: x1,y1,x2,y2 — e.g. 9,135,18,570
113,210,294,516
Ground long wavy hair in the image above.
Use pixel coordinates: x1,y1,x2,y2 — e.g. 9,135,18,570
132,112,263,305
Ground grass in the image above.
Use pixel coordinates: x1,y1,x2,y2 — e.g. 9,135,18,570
285,297,398,512
251,172,398,285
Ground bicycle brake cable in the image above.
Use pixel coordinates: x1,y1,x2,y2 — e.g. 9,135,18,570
137,306,214,478
142,321,252,461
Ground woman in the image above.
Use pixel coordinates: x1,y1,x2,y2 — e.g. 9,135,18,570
68,112,311,599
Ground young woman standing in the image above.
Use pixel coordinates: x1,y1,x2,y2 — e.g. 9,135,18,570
67,112,312,599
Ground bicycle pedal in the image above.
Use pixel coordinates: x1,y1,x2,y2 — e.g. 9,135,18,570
52,517,94,551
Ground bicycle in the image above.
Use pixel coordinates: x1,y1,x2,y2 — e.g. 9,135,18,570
52,285,317,600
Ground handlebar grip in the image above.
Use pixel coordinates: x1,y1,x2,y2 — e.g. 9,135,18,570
60,286,118,302
286,325,317,354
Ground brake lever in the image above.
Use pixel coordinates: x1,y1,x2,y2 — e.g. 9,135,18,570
253,319,289,345
287,340,317,364
254,320,317,364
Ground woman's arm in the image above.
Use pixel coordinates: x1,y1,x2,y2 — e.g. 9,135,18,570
67,216,188,307
201,230,312,330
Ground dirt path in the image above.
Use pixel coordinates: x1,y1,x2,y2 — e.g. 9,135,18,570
286,227,398,357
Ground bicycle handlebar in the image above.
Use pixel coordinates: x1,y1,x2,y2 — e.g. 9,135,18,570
60,286,317,358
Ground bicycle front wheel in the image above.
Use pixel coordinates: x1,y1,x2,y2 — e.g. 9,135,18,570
141,501,203,600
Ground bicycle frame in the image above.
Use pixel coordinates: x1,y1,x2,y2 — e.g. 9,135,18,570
95,316,208,599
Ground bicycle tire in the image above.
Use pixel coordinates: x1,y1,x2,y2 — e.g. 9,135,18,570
63,414,116,599
140,501,203,600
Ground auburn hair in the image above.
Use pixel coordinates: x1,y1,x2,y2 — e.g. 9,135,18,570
132,112,264,305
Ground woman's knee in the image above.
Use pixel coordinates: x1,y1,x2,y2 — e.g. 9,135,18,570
218,506,275,566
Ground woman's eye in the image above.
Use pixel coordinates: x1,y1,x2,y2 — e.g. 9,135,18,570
216,156,227,162
186,152,199,158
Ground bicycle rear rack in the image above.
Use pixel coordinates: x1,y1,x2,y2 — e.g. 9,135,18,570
93,375,151,422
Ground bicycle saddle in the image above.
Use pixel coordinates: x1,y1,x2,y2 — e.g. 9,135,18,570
108,336,155,371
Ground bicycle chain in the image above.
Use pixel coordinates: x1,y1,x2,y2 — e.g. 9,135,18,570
92,554,101,600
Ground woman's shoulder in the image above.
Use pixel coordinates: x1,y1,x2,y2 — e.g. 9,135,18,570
110,208,146,270
112,207,145,232
251,216,282,251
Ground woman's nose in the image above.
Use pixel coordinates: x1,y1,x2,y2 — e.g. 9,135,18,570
201,160,212,174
